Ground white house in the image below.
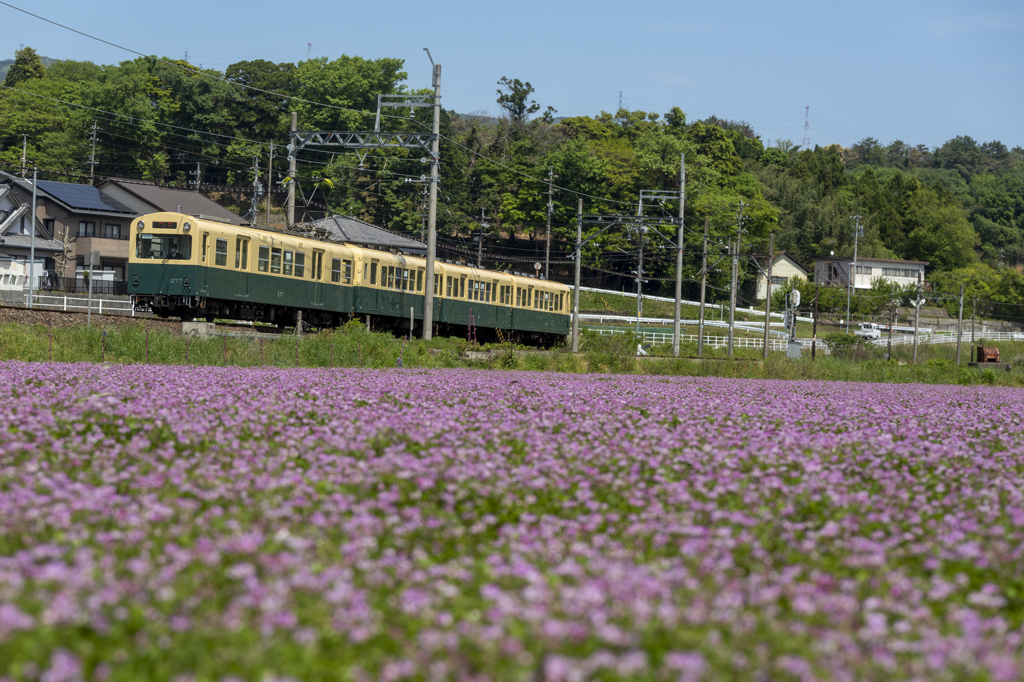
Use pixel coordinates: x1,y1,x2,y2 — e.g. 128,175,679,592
813,256,927,291
753,252,809,300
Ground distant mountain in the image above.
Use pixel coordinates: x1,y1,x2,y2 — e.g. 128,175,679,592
0,54,57,83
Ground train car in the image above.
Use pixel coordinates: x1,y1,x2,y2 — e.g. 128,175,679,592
128,212,570,345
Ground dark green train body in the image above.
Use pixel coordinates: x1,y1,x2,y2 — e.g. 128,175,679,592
128,212,569,345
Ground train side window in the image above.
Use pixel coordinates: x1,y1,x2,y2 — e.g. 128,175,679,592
459,277,466,299
343,260,352,284
214,239,227,266
434,273,440,295
270,248,282,274
294,252,305,278
283,250,293,276
370,261,378,285
331,258,341,283
446,276,452,297
258,246,270,272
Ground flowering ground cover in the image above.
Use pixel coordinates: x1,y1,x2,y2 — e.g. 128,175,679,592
1,363,1024,681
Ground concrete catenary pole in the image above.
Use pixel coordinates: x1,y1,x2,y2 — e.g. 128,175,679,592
422,60,441,340
673,153,685,357
286,112,297,227
265,142,274,228
762,232,773,360
28,167,37,309
571,198,582,353
956,282,964,365
887,282,894,361
912,271,922,364
727,239,737,357
544,168,556,280
697,216,708,357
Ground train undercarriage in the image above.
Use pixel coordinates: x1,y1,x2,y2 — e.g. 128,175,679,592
133,295,564,347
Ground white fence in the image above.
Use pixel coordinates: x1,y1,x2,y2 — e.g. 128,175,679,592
577,285,814,322
579,313,790,338
21,294,136,316
588,327,1024,355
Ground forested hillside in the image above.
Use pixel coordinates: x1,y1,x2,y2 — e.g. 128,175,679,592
2,46,1022,305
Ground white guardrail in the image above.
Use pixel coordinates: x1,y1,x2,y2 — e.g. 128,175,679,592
22,294,136,316
587,328,1024,355
577,285,814,322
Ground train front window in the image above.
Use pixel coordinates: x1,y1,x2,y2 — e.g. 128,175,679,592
136,234,192,260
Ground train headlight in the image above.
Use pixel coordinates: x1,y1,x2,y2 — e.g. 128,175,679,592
136,220,145,231
183,222,191,233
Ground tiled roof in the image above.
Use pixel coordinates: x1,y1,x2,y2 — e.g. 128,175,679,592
305,215,426,251
813,256,929,265
0,233,64,252
102,181,247,226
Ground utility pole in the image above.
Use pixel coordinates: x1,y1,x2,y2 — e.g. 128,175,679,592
287,112,297,226
887,282,894,361
762,232,773,360
21,135,27,178
477,209,488,268
422,54,441,341
846,214,862,334
544,167,557,280
956,283,964,365
265,142,274,228
728,239,737,357
912,271,922,364
812,282,819,359
572,198,582,353
89,122,98,185
697,216,708,357
28,166,37,308
971,295,977,350
673,153,685,358
634,196,645,337
728,201,746,358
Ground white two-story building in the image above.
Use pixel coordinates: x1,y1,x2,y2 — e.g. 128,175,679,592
813,256,927,291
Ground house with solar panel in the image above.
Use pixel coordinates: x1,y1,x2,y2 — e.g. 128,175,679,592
0,176,71,290
0,172,137,289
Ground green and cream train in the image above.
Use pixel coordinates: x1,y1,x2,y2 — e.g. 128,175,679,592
127,212,570,345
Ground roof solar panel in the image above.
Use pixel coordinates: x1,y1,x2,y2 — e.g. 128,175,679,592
37,180,134,213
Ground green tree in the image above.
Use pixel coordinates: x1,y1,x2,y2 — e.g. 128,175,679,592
3,47,45,87
293,55,406,131
225,59,297,142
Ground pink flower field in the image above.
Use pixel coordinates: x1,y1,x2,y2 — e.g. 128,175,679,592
1,362,1024,681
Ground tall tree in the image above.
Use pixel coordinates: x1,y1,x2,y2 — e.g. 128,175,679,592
3,47,45,87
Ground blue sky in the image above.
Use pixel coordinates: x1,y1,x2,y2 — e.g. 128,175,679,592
2,0,1021,150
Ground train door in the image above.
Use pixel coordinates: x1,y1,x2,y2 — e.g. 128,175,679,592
312,250,324,306
200,232,210,291
367,259,380,311
235,237,249,297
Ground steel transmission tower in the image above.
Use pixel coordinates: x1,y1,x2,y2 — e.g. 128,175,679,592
802,106,811,148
